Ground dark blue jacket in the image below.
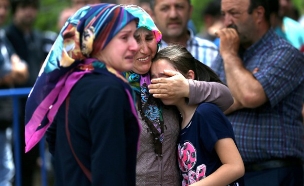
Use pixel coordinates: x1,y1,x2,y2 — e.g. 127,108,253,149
46,71,140,186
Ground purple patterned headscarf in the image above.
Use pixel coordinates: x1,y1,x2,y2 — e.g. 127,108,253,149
24,3,139,152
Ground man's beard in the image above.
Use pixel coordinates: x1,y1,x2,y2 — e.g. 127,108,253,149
228,24,238,31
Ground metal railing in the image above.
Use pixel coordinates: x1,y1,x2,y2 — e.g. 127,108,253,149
0,87,47,186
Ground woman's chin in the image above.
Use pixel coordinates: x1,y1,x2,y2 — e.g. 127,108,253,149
132,66,150,75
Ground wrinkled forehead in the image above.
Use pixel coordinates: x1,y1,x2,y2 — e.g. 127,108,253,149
154,0,190,6
221,0,250,12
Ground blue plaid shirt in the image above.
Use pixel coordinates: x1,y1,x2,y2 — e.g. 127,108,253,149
211,29,304,163
160,30,218,67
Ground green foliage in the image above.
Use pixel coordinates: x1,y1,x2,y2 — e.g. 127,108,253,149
293,0,304,14
191,0,210,34
35,0,70,32
34,0,304,34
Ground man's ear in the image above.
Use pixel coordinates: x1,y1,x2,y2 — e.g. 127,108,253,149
186,70,195,80
254,6,265,24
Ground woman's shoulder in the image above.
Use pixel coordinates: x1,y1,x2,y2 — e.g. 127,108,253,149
82,72,122,84
80,73,127,90
72,73,128,99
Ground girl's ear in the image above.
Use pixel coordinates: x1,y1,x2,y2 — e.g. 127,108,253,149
186,70,195,80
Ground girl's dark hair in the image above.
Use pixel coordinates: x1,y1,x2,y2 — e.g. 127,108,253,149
152,44,224,85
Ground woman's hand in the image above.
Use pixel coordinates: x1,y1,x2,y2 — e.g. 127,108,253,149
148,70,189,99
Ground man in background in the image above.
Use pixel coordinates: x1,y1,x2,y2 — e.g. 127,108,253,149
212,0,304,185
5,0,44,185
199,0,223,47
0,0,28,185
150,0,218,67
200,0,224,42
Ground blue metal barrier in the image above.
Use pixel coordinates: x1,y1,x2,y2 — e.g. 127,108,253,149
0,87,47,186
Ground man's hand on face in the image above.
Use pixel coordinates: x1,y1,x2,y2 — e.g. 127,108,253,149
215,28,240,58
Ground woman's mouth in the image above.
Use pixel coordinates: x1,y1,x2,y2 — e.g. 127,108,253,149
138,56,149,62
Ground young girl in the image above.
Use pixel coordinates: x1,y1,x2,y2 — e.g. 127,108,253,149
151,45,245,186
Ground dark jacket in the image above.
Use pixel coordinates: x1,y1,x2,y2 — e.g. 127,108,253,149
0,29,15,130
5,23,44,87
46,72,140,186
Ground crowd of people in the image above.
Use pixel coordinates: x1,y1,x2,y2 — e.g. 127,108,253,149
0,0,303,186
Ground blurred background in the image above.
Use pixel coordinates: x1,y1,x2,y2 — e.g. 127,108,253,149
5,0,304,35
0,0,303,186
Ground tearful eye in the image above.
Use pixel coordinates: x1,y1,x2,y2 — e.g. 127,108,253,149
121,35,128,40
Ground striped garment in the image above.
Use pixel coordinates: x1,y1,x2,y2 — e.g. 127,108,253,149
160,29,218,67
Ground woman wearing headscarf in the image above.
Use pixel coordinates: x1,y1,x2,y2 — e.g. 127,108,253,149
124,5,234,185
24,4,141,185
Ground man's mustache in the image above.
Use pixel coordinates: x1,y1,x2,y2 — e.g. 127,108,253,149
228,24,238,31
